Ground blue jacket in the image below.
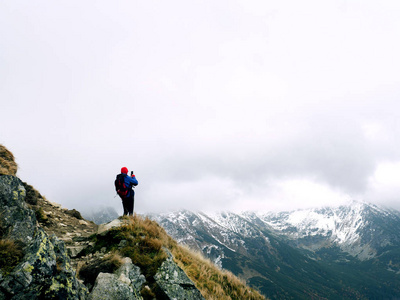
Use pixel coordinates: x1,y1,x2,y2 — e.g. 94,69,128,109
123,174,138,197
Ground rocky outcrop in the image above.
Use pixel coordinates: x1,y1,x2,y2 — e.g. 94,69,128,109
88,257,145,300
155,249,205,300
86,246,206,300
0,175,88,299
1,175,206,299
0,175,36,243
0,228,88,299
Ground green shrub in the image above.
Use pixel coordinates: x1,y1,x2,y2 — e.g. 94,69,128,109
35,207,49,224
66,209,83,220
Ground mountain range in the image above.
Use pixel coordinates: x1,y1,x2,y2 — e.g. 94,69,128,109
149,202,400,299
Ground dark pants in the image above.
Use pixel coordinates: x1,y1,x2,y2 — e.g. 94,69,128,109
122,192,135,216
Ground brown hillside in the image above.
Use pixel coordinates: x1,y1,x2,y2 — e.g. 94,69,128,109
0,144,18,175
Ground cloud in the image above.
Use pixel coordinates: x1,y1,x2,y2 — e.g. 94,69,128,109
365,161,400,210
1,1,400,214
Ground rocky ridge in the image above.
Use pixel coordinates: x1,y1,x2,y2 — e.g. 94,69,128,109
0,174,209,299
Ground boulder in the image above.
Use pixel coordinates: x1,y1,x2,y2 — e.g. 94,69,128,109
97,219,124,235
154,249,205,300
88,257,145,300
0,175,36,242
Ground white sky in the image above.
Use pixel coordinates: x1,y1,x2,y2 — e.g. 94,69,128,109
1,1,400,215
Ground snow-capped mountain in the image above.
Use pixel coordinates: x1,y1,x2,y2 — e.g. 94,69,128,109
150,202,400,299
251,201,400,261
152,210,272,268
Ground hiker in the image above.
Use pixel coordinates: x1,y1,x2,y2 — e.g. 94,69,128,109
115,167,138,216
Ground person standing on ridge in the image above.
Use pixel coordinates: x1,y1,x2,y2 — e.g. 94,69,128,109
115,167,138,216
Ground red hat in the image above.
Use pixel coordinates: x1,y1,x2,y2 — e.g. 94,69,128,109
121,167,128,174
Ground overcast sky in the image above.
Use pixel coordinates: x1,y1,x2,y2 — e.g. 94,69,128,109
1,1,400,215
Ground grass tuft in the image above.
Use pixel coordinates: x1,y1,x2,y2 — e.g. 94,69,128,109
0,239,24,276
171,245,266,300
35,207,49,224
0,144,18,176
22,181,43,205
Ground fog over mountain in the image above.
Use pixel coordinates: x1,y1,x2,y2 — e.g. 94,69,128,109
2,1,400,214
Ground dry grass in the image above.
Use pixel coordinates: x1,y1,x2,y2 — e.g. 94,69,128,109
22,181,43,205
0,144,18,176
83,215,172,298
0,239,24,276
116,215,173,278
171,244,266,300
115,215,265,300
35,207,49,224
65,209,83,220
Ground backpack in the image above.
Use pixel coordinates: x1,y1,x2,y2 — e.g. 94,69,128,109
115,174,129,198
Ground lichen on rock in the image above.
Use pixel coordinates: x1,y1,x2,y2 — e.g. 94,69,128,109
0,175,88,299
154,248,205,300
0,227,88,299
88,257,145,300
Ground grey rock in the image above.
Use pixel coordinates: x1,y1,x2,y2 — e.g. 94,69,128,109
154,249,205,300
88,257,145,300
68,245,87,258
97,218,124,235
0,228,88,299
0,175,36,243
118,240,128,248
88,273,133,300
0,175,88,299
115,258,146,293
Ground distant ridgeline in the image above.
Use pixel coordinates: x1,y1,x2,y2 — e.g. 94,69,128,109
0,144,265,300
82,206,119,225
151,207,400,299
